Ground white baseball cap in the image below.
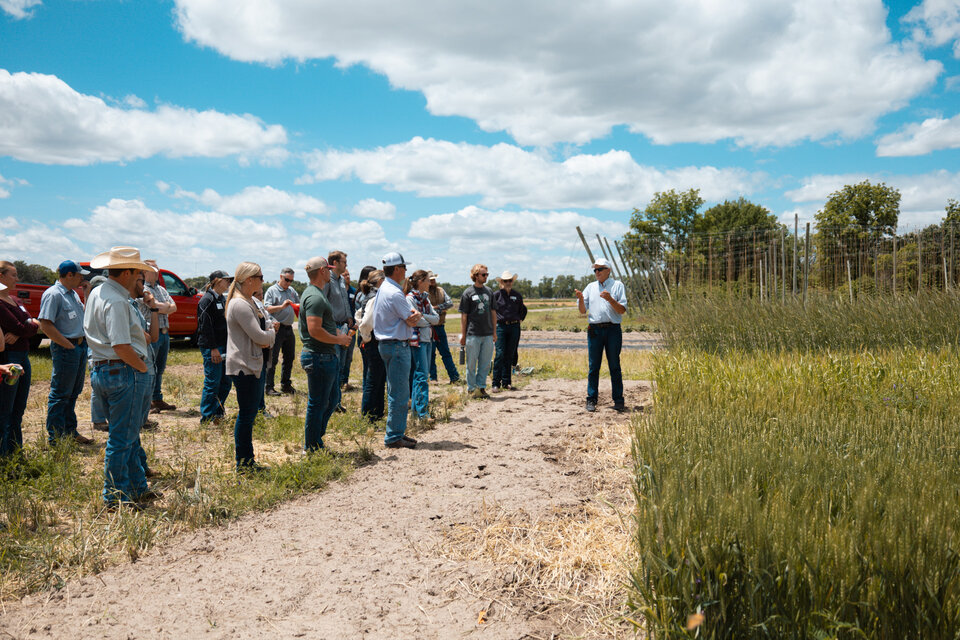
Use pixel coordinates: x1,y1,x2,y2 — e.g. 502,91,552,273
381,252,411,267
592,258,612,270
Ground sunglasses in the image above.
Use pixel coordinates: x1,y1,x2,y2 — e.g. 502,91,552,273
502,279,513,283
251,274,264,281
593,267,608,273
478,272,488,277
282,277,293,283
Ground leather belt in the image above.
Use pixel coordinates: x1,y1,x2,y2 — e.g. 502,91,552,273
589,322,616,328
69,336,85,345
92,359,125,367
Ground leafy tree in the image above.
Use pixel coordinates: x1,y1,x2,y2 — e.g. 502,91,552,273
14,261,56,285
945,198,960,226
695,197,781,234
625,188,705,246
814,180,900,236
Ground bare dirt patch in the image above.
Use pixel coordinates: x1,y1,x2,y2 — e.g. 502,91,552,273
0,378,649,639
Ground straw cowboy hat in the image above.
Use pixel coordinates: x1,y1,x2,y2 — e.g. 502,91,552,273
90,246,156,272
497,270,517,281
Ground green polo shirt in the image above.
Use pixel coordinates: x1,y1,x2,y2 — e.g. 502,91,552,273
298,284,337,355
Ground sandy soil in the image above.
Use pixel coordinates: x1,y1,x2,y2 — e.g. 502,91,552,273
0,378,649,640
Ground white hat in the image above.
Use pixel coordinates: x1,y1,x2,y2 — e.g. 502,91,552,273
592,258,612,270
304,256,329,274
90,246,156,272
427,271,438,280
381,252,411,267
498,270,517,281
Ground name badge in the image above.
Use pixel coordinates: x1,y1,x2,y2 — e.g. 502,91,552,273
216,303,223,310
472,295,480,301
510,296,517,301
68,310,78,319
18,304,26,313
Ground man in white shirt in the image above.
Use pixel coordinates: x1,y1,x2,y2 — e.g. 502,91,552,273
575,258,628,413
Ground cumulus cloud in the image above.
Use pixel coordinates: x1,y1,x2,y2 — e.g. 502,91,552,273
408,206,627,280
0,223,82,264
171,185,329,217
175,0,939,147
303,137,762,210
0,173,26,199
0,69,287,165
785,169,960,229
905,0,960,58
876,112,960,156
0,0,41,19
352,198,396,220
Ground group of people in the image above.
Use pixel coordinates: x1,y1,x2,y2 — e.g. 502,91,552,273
0,248,628,509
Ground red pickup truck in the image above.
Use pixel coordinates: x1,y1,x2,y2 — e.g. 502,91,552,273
16,265,202,349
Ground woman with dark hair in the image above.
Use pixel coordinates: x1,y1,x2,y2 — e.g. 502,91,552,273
405,269,439,420
0,261,39,457
197,270,233,425
355,269,386,420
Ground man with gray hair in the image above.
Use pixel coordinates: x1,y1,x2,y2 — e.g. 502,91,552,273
264,267,300,396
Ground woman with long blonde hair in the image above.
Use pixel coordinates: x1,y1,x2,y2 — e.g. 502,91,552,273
225,262,277,472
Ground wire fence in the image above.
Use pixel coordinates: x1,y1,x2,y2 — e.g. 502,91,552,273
579,219,960,306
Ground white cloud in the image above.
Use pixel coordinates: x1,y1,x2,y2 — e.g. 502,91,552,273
0,216,18,229
352,198,396,220
0,69,287,165
123,94,147,109
175,0,940,147
407,206,628,281
156,180,171,193
0,224,81,264
303,137,762,210
905,0,960,58
0,173,25,199
876,112,960,156
785,170,960,229
171,185,329,217
0,0,41,19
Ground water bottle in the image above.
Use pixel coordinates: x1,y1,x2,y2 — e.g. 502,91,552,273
459,346,465,365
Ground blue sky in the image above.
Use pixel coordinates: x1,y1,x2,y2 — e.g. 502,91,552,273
1,0,959,283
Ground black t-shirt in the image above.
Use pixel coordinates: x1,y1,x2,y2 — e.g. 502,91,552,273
458,284,494,336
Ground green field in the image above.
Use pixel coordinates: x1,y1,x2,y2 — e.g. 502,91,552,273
630,294,960,638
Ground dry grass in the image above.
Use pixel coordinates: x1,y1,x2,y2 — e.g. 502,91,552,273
439,413,643,638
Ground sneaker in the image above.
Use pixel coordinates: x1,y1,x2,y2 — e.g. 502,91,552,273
72,432,94,445
491,386,501,393
265,388,282,397
586,400,597,413
385,438,416,449
93,422,108,432
503,384,515,391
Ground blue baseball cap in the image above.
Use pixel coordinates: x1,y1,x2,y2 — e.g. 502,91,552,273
58,260,90,276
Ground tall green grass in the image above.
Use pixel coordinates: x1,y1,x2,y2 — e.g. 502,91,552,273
654,292,960,352
630,294,960,637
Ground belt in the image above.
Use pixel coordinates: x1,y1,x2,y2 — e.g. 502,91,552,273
67,336,85,345
92,359,125,367
589,322,617,328
501,320,521,325
379,338,407,343
159,328,168,334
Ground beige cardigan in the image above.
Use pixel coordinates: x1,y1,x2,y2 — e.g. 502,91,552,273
225,296,276,377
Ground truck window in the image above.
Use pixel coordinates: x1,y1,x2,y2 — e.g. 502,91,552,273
161,273,189,297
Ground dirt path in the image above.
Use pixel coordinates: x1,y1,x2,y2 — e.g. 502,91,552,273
0,378,648,639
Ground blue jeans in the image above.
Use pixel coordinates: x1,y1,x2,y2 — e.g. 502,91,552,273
464,335,494,392
378,340,411,444
360,339,385,420
151,331,170,402
230,371,261,466
0,350,30,456
93,362,150,504
200,346,231,421
410,343,431,418
430,324,460,382
301,351,339,451
46,341,87,443
258,358,268,412
587,324,624,404
492,323,521,388
341,332,356,386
